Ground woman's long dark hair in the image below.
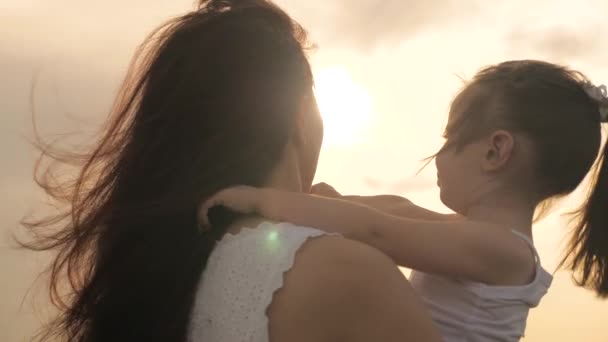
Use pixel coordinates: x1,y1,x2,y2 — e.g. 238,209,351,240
22,1,313,341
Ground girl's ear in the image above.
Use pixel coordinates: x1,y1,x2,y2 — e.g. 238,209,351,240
482,130,514,172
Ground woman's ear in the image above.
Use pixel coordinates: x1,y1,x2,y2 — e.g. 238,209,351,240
482,130,514,172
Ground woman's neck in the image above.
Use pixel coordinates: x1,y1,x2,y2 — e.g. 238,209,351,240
227,152,307,235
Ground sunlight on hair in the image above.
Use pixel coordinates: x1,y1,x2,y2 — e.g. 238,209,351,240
314,66,373,147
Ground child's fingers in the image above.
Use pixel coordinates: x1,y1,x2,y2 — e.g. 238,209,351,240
197,201,216,230
311,182,341,197
197,192,227,230
196,185,254,230
311,182,328,194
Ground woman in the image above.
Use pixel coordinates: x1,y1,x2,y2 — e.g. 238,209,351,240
24,1,441,341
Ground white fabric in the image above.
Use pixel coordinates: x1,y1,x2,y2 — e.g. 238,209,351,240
188,221,326,342
409,230,553,342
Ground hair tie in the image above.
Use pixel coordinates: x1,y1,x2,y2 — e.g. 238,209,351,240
583,83,608,122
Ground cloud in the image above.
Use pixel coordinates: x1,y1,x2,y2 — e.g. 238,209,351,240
362,176,436,193
8,0,486,54
389,176,437,193
281,0,483,50
363,177,383,189
505,27,607,65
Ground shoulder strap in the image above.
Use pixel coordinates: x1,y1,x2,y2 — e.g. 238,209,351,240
510,229,540,262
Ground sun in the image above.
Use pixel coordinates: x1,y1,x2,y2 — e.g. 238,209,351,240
313,66,373,147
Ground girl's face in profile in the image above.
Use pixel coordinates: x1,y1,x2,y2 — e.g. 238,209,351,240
435,93,491,215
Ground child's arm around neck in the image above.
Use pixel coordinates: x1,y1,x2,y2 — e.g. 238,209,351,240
342,194,463,221
201,186,535,286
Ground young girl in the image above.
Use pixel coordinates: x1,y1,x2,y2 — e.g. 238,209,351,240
200,60,608,341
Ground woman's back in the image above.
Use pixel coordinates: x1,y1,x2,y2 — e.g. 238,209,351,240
189,222,325,341
189,220,442,342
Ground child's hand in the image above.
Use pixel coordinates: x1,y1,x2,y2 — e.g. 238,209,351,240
311,182,342,198
198,185,270,227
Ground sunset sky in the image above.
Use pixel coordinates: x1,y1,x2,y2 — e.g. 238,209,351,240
2,1,608,341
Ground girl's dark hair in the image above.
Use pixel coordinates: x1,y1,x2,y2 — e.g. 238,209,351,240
22,0,313,341
442,60,608,297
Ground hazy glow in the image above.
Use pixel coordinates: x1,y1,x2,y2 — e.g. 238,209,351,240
266,230,278,242
314,66,373,147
